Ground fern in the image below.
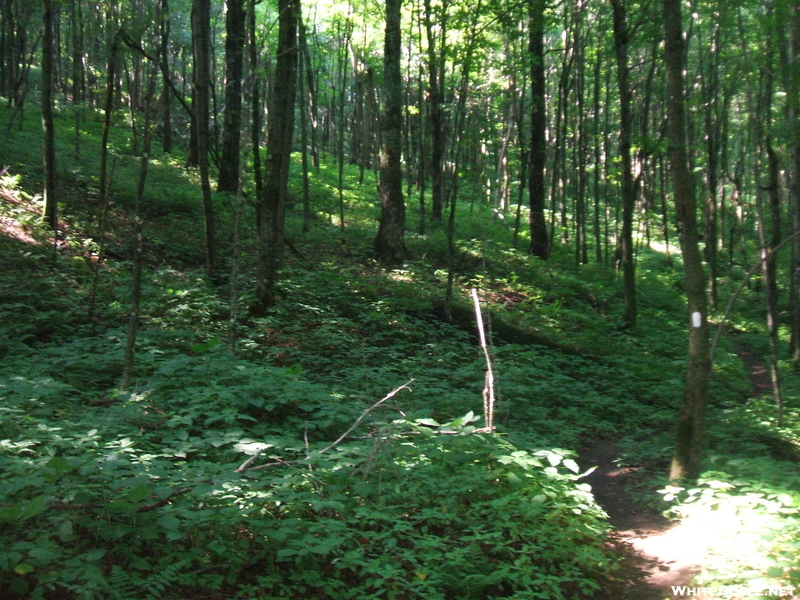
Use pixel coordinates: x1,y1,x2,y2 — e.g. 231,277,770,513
107,566,140,600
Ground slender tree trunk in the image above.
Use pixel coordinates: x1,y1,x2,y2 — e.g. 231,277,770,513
192,0,217,278
70,0,84,103
299,18,319,169
88,36,118,317
253,0,299,313
299,25,311,233
336,20,351,232
443,5,480,321
41,0,57,236
664,0,711,482
701,22,721,308
592,49,603,264
611,0,637,328
121,65,158,390
424,0,445,222
513,64,527,249
784,4,800,360
374,0,406,263
160,0,172,153
764,85,784,424
217,0,246,193
249,0,263,211
417,40,427,235
528,0,549,259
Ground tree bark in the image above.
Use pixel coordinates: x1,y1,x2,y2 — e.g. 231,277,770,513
217,0,246,193
375,0,407,263
192,0,217,278
121,65,158,391
528,0,549,259
160,0,172,153
41,0,57,234
423,0,445,222
664,0,711,482
253,0,299,312
611,0,637,328
784,3,800,360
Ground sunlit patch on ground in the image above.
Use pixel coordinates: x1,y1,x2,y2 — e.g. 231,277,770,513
0,187,40,245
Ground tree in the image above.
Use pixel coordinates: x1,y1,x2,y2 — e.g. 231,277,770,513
191,0,217,278
610,0,637,328
253,0,299,313
528,0,549,259
41,0,57,234
374,0,407,263
217,0,246,193
663,0,711,482
423,0,446,222
160,0,173,153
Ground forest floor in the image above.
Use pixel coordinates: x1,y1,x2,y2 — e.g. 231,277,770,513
583,342,775,600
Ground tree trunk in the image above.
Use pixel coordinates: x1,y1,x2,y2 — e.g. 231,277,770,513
424,0,445,222
160,0,172,153
70,0,84,103
298,24,311,232
374,0,407,263
217,0,245,193
528,0,549,259
253,0,299,313
336,20,351,232
88,36,118,317
41,0,57,234
192,0,217,278
664,0,711,482
121,64,158,390
592,49,603,264
611,0,637,328
784,3,800,360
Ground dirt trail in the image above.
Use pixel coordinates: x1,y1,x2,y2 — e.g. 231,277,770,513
583,340,774,599
580,441,697,600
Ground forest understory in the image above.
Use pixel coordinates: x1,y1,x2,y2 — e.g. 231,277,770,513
2,0,800,596
3,108,800,598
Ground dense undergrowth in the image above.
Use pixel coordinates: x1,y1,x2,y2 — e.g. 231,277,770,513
3,102,800,599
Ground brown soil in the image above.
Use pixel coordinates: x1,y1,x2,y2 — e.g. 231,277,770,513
580,441,697,600
583,340,775,599
735,341,774,397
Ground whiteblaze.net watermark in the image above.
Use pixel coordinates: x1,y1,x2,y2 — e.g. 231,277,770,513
672,586,796,597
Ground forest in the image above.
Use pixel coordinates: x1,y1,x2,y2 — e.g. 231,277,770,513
1,0,800,598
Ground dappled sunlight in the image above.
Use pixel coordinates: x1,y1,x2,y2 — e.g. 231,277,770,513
0,179,45,246
653,476,800,596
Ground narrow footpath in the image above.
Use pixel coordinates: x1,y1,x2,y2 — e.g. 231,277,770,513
580,441,697,600
583,340,775,599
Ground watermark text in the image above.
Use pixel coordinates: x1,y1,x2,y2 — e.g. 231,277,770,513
672,586,796,597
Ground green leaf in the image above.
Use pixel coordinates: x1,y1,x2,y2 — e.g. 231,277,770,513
157,515,181,531
29,546,62,560
13,563,35,575
45,456,70,471
83,549,107,562
20,496,47,521
0,505,23,522
127,484,152,503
